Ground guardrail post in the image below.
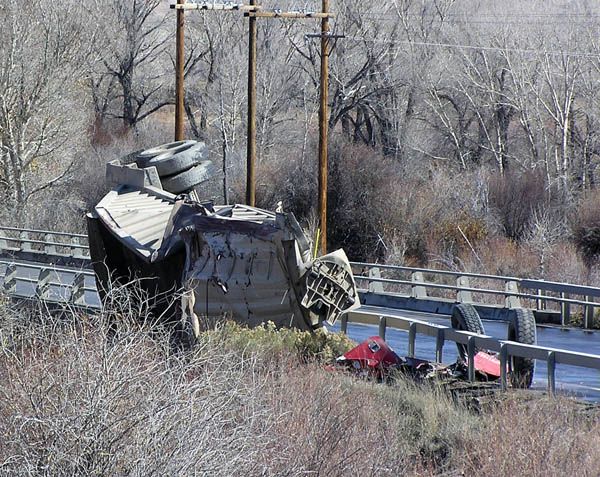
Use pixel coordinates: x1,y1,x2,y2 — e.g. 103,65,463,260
547,351,556,395
499,343,508,390
19,231,32,252
560,292,570,326
467,336,476,382
411,272,427,299
504,281,520,309
44,233,57,256
585,296,593,329
408,322,417,357
35,268,51,299
340,314,348,334
435,328,444,362
2,264,17,294
70,236,85,259
536,288,545,310
368,267,384,293
71,272,86,306
378,316,387,339
0,233,8,253
456,276,473,303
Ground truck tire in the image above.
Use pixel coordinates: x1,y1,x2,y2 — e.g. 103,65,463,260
451,303,485,362
136,140,197,162
137,141,208,176
508,308,536,388
161,160,214,194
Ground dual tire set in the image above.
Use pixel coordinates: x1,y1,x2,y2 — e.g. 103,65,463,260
130,140,213,195
451,303,537,388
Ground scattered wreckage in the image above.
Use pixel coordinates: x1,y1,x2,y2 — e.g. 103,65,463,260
334,303,536,390
335,335,502,382
87,140,360,339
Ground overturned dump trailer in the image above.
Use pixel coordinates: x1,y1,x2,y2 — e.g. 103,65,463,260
87,141,360,335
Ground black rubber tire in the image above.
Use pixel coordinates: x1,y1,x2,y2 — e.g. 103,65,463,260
136,140,197,162
161,160,214,194
451,303,485,362
141,143,207,176
137,141,208,176
508,308,536,389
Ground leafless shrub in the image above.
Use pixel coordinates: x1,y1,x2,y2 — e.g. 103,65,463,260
526,208,567,278
0,292,598,476
261,368,478,475
0,309,277,475
475,236,538,278
489,169,547,241
572,191,600,271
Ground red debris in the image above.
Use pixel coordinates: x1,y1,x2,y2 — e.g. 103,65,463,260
338,336,403,369
473,351,502,378
335,336,503,384
337,336,402,378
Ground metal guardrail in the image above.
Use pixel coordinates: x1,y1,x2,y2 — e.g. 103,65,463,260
0,226,596,327
0,226,90,260
0,260,98,309
343,310,600,395
351,262,600,328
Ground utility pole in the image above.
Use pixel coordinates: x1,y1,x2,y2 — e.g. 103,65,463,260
172,2,260,143
174,2,335,241
318,0,330,254
244,8,333,214
246,0,257,207
175,0,186,141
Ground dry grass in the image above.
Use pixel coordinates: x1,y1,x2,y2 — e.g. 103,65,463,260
0,295,598,476
0,312,276,475
460,397,600,477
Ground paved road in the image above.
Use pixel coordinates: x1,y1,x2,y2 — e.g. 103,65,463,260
334,305,600,401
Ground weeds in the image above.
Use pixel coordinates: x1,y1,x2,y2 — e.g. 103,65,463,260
203,320,356,364
0,296,597,476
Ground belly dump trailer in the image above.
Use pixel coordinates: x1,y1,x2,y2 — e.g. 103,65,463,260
86,141,360,339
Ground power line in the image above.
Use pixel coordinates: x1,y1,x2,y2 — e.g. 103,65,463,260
359,11,600,18
360,13,600,26
340,37,600,59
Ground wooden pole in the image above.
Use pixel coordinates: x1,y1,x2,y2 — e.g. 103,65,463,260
318,0,330,254
175,0,186,141
246,0,258,207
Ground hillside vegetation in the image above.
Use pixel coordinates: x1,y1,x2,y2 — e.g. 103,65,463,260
0,299,598,476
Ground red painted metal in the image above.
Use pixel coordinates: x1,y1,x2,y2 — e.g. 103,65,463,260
473,351,502,378
339,336,402,369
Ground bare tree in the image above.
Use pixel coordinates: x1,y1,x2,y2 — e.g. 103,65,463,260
536,48,582,194
186,13,247,204
527,208,565,278
0,0,92,221
91,0,171,131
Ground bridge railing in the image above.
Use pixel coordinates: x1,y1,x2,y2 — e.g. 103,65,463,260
1,224,599,327
0,260,98,309
0,226,90,260
351,262,600,328
343,309,600,395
